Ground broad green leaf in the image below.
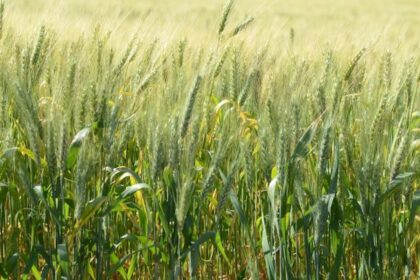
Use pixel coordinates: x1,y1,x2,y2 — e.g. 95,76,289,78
327,232,344,280
5,252,18,274
66,127,90,169
31,266,41,280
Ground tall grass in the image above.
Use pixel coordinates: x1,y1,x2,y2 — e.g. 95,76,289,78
0,1,419,279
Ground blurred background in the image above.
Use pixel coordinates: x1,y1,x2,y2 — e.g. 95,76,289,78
4,0,420,52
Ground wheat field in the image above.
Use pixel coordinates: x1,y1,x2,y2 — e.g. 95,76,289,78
0,0,419,279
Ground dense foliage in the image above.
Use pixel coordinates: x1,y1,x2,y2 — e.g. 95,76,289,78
0,1,419,279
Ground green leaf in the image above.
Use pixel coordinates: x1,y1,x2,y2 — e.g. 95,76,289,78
190,231,217,277
66,127,90,169
157,202,171,240
40,264,50,280
389,172,414,188
30,266,42,280
215,232,231,268
328,141,339,194
0,182,8,202
229,190,250,232
327,232,344,280
58,244,69,276
103,183,149,216
33,185,61,226
374,172,414,211
22,249,38,277
72,196,108,235
110,253,129,279
5,252,18,274
0,263,7,278
112,166,143,183
229,190,259,276
127,253,138,280
291,120,318,161
261,214,275,280
0,147,19,159
87,262,95,279
322,193,336,213
409,190,420,228
120,183,149,199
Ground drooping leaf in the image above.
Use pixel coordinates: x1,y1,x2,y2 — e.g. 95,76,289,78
0,147,19,159
33,185,61,226
72,196,108,236
291,120,318,161
374,172,414,211
120,183,149,199
66,127,90,169
190,231,217,277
